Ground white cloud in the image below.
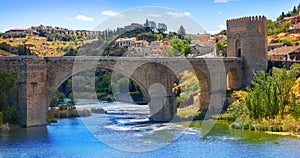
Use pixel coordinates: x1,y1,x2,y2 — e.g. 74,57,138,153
214,0,230,3
218,24,226,30
101,10,123,17
217,11,223,15
166,11,191,18
146,14,162,18
75,15,95,21
184,11,191,16
207,24,226,35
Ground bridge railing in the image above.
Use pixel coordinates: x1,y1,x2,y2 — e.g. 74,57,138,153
0,56,243,62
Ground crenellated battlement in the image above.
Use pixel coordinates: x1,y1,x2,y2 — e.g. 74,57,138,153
227,16,266,24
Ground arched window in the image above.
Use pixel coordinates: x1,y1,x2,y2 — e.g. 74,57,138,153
236,40,241,57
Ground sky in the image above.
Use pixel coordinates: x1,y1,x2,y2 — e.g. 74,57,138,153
0,0,299,34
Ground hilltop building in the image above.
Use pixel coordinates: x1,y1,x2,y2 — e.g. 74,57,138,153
268,45,300,61
124,23,144,32
5,28,35,35
114,37,171,57
144,39,171,57
115,37,137,48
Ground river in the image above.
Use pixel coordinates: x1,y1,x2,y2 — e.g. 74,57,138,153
0,102,300,158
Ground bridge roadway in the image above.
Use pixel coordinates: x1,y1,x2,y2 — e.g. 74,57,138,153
0,56,243,127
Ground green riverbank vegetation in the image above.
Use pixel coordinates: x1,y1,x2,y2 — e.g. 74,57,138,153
216,64,300,135
0,70,19,130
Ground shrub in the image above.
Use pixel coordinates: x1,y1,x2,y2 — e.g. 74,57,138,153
2,106,19,124
282,39,292,46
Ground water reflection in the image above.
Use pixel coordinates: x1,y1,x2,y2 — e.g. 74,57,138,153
1,126,48,142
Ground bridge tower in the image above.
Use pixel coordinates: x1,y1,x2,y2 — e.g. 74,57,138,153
226,16,268,86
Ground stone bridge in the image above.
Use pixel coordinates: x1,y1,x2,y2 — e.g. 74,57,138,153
0,15,269,127
0,56,247,127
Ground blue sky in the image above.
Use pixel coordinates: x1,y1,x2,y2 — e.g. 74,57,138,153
0,0,299,34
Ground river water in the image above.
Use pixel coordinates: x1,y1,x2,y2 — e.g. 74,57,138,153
0,102,300,158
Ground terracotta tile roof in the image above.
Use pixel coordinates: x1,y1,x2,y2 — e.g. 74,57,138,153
0,49,16,56
268,46,300,56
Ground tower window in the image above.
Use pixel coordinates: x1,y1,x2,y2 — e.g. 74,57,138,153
236,40,241,57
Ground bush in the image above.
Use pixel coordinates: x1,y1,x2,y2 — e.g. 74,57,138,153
2,106,19,124
283,39,292,46
219,113,236,121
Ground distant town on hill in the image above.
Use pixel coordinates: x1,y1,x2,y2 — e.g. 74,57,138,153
0,3,300,61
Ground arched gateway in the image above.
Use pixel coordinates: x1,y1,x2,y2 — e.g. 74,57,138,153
0,16,267,127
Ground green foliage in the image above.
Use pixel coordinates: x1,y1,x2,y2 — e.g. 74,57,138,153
216,39,227,55
0,70,18,107
176,71,200,107
245,68,298,120
282,39,292,46
219,30,227,35
17,44,32,55
0,42,12,52
157,23,167,34
290,93,300,118
137,32,158,43
227,100,249,120
267,19,281,35
50,92,65,107
1,32,26,39
178,25,186,39
2,105,19,124
280,21,291,32
0,70,19,125
171,39,192,57
277,12,285,21
63,43,77,52
290,63,300,72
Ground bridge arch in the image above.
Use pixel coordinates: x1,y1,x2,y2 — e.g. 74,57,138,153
226,68,241,90
176,67,211,112
47,61,151,108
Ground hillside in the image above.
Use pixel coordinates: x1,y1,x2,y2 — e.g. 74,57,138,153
0,35,77,56
267,3,300,46
0,25,119,56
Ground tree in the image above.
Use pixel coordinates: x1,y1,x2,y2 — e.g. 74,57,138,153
0,70,19,124
17,44,32,55
219,30,227,35
280,21,291,32
277,12,285,21
171,39,192,57
182,44,193,57
157,23,167,34
0,42,12,52
293,6,297,14
0,70,18,107
245,68,298,120
272,68,298,117
178,25,186,39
